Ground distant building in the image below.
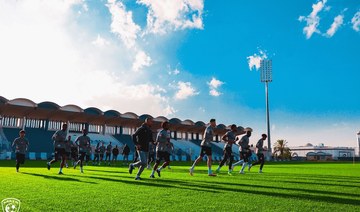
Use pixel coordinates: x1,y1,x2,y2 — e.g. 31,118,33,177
290,143,355,161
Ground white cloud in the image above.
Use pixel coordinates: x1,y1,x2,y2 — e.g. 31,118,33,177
132,50,152,72
107,0,141,48
137,0,204,35
207,77,224,97
92,34,110,47
209,89,221,97
351,11,360,32
168,68,180,75
247,50,267,71
0,0,175,117
325,14,344,37
299,0,327,39
175,81,199,100
172,68,180,75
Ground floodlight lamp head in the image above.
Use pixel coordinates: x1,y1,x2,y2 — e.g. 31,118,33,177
260,59,272,83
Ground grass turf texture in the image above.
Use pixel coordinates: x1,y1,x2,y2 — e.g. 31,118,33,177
0,161,359,211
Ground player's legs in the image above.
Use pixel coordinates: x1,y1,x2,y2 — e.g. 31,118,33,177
240,152,249,174
216,149,229,173
150,153,161,178
130,150,148,180
258,153,265,171
189,155,203,175
58,151,66,174
15,153,24,172
232,151,244,170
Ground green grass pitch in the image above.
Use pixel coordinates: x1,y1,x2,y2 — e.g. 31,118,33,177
1,160,359,211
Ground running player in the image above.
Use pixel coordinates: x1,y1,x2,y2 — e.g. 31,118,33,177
189,118,217,176
129,118,154,180
12,130,29,172
150,121,171,178
232,130,251,174
249,134,267,173
74,129,90,173
47,123,68,174
215,124,237,175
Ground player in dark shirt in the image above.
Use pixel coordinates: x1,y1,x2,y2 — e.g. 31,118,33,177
122,144,130,164
99,143,105,165
12,130,29,172
105,142,112,165
129,118,154,180
112,145,119,165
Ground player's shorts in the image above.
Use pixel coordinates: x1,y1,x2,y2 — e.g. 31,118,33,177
257,153,265,161
200,146,212,157
223,147,233,157
100,153,104,159
240,151,249,162
54,148,66,160
71,151,78,160
16,153,25,164
78,151,86,161
156,151,170,163
148,153,155,159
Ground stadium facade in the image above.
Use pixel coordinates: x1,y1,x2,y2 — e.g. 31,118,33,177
289,143,356,161
0,96,248,161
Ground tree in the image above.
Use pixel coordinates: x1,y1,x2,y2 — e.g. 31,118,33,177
273,139,292,160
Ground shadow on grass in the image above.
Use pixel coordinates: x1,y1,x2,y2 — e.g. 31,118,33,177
75,174,221,193
21,172,97,184
264,173,360,186
164,178,360,206
85,169,127,174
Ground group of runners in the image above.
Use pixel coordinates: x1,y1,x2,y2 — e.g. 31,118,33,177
11,118,267,180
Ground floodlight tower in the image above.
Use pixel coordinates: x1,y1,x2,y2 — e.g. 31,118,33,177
260,59,272,156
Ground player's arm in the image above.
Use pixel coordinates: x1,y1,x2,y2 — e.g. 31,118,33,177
221,133,228,143
26,140,29,152
11,139,16,152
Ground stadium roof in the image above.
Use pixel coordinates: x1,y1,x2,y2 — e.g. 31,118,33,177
0,96,248,135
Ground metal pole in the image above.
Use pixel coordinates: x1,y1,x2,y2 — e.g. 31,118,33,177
265,81,271,155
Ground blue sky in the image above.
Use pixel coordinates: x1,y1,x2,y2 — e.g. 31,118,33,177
0,0,359,148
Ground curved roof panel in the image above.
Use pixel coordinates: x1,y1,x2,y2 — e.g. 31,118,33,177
84,107,103,116
139,114,153,121
216,124,226,130
0,96,8,104
8,98,37,108
121,112,138,119
38,101,60,110
104,110,121,118
182,119,194,125
60,104,83,113
195,121,205,127
154,116,168,122
169,118,182,124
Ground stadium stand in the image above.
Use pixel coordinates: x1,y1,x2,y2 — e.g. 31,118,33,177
0,96,249,161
